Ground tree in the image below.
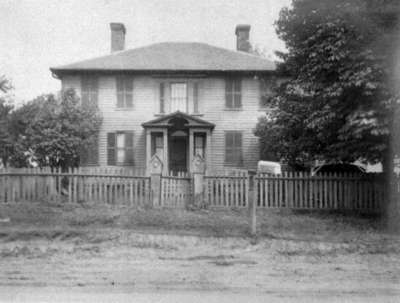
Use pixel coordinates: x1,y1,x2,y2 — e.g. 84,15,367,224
0,76,13,167
255,0,400,170
9,89,102,168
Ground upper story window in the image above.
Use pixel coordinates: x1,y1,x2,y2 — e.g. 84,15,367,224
116,76,133,108
81,76,98,107
170,83,187,112
225,78,241,109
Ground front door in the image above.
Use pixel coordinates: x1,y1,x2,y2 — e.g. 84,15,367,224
169,137,187,173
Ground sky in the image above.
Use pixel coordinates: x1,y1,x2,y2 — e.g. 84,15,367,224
0,0,291,105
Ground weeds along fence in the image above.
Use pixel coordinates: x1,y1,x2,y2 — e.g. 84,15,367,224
255,172,385,211
0,167,150,205
204,171,249,208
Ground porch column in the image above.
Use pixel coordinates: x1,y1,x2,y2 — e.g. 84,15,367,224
146,129,151,175
206,129,212,172
163,129,168,174
189,129,194,173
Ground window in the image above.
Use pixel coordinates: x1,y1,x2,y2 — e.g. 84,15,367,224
225,78,241,109
194,133,206,158
116,76,133,108
170,83,187,112
151,132,164,159
225,131,243,166
81,76,98,107
260,78,275,108
107,131,134,165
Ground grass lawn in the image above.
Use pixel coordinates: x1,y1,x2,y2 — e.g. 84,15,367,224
0,201,399,297
0,201,392,243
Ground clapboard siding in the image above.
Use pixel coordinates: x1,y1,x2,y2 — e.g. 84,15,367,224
61,75,268,170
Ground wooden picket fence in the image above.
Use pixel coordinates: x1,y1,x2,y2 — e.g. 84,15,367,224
204,171,249,207
255,172,385,210
0,167,150,205
160,171,191,208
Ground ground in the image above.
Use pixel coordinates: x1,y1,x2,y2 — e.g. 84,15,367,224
0,202,399,302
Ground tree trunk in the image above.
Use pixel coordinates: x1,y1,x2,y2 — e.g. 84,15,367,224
383,103,400,232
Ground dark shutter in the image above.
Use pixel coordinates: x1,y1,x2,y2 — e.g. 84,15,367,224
80,146,88,165
225,131,243,166
159,82,165,113
81,76,89,107
91,77,98,107
81,76,98,107
193,82,199,113
124,131,134,165
234,78,242,108
116,76,124,107
235,132,243,165
107,132,116,165
225,132,234,164
225,79,233,108
88,135,99,165
125,77,133,108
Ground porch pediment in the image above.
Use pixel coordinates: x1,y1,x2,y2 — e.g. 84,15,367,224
142,111,215,129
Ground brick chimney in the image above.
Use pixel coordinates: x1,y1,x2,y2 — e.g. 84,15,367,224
235,24,251,52
110,23,126,53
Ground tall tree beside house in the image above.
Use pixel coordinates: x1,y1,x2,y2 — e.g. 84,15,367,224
9,89,102,168
255,0,400,170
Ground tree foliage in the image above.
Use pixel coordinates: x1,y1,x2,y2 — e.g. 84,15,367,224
255,0,400,169
8,89,102,168
0,76,13,167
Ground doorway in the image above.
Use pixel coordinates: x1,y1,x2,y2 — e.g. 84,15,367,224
169,136,188,173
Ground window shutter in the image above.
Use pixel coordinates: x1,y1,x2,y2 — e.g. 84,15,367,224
225,132,234,164
125,77,133,108
193,82,199,113
91,77,98,106
159,82,165,113
235,132,243,165
124,131,134,165
116,76,124,108
88,135,99,165
225,131,243,166
234,79,242,108
81,76,89,107
80,146,89,166
107,133,116,165
225,79,233,108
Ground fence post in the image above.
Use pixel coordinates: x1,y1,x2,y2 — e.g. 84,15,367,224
149,155,163,208
249,172,257,238
191,155,205,209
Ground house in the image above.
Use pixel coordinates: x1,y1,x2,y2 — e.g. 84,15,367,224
50,23,276,174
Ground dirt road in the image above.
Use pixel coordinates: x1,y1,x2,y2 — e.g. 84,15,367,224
0,230,399,302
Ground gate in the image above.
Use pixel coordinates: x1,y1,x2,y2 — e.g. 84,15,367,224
160,172,192,208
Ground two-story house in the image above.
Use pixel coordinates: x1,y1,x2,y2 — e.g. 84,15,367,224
50,23,276,173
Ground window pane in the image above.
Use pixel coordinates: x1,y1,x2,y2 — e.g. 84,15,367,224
194,136,204,148
117,149,125,164
116,133,125,148
171,83,187,112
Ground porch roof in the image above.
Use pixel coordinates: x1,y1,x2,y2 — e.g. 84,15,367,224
142,111,215,129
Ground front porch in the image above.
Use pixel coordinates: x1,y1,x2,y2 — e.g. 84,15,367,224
142,111,215,174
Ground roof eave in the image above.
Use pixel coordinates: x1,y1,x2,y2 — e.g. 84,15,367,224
50,68,276,78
